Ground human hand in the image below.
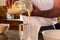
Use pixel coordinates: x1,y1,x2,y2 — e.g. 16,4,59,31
6,0,26,14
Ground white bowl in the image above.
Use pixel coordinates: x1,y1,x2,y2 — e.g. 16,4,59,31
42,30,60,40
0,24,10,33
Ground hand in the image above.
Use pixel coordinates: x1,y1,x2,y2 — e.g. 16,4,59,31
6,0,26,14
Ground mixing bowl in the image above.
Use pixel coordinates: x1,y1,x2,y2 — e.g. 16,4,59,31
42,30,60,40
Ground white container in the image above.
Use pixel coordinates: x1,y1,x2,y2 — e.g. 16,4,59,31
42,30,60,40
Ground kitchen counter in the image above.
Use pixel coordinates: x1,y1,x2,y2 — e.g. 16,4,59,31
0,19,23,30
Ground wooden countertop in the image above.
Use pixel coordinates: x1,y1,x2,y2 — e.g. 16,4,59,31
0,19,23,30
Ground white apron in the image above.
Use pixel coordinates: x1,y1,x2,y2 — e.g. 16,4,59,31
22,0,57,40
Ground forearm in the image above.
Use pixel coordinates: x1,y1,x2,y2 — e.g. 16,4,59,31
23,7,60,18
31,8,60,18
23,0,60,18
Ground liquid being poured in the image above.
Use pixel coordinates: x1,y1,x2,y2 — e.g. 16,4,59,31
25,0,33,40
27,10,31,40
19,0,33,40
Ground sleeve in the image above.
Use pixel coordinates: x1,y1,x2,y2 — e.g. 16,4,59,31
31,0,54,11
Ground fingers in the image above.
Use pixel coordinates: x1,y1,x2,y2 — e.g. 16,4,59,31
6,0,10,8
6,0,15,8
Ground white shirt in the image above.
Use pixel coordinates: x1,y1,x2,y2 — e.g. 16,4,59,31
31,0,54,11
